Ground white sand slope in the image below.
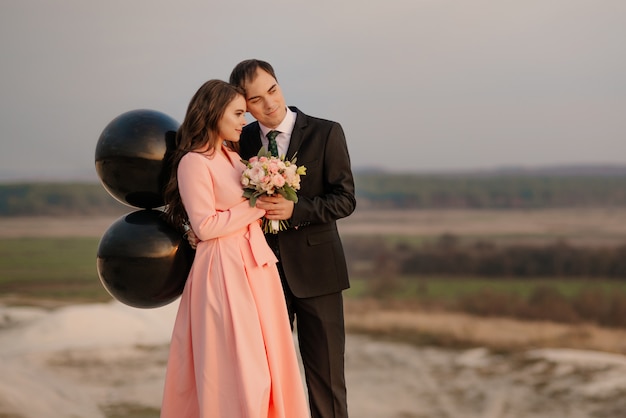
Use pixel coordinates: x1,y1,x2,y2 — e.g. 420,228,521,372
0,301,177,418
2,301,626,418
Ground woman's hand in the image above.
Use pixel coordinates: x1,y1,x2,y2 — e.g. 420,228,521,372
183,228,200,249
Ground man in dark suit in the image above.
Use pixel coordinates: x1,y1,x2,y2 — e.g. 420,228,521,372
231,59,356,418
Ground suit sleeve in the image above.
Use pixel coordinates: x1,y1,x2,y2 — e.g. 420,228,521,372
290,122,356,226
178,153,265,241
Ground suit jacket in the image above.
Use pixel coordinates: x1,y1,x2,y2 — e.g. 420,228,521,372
239,107,356,298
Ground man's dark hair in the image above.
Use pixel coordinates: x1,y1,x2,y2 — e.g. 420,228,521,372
229,59,278,92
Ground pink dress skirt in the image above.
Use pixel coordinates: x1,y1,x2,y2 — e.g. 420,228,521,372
160,148,309,418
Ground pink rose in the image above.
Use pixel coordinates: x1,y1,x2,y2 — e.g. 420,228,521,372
268,161,280,174
272,174,286,188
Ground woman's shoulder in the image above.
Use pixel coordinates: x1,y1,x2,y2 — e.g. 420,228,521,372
178,152,216,177
180,150,215,165
223,145,241,159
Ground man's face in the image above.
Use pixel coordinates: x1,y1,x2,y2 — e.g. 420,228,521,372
243,68,287,129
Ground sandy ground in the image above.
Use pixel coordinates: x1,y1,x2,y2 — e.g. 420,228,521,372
2,301,626,418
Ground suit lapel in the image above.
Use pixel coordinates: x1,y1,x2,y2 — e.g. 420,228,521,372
286,107,306,160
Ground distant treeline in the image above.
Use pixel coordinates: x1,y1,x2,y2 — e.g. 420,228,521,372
2,170,626,216
346,235,626,280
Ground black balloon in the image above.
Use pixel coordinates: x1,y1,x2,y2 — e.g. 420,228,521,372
97,209,194,309
95,109,179,209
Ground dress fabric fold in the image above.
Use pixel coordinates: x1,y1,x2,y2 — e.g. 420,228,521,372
160,147,309,418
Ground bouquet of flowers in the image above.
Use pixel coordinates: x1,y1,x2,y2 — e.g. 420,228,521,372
241,147,307,234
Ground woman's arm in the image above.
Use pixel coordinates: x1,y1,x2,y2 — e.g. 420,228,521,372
178,153,264,241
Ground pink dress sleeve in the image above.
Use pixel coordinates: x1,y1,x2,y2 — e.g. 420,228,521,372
177,152,265,241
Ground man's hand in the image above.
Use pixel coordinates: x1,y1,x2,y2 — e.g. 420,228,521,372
256,194,294,221
184,228,200,250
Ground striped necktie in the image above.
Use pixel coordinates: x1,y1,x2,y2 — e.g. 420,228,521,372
266,130,280,157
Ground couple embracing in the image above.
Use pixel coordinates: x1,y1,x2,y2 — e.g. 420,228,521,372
160,59,356,418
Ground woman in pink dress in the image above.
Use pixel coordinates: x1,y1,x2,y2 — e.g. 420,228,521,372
160,79,309,418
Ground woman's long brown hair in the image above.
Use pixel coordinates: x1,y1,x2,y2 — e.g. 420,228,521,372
163,79,244,230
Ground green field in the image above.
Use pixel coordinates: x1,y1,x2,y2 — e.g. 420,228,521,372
0,237,111,302
347,275,626,300
4,235,626,329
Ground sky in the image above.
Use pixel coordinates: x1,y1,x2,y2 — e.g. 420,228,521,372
1,0,625,181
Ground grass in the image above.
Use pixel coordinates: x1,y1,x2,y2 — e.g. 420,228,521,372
0,237,111,302
348,275,626,328
351,276,626,300
347,276,626,316
101,404,160,418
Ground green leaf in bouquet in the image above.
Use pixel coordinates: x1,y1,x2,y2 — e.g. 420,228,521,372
280,185,299,203
242,189,260,206
257,147,272,158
